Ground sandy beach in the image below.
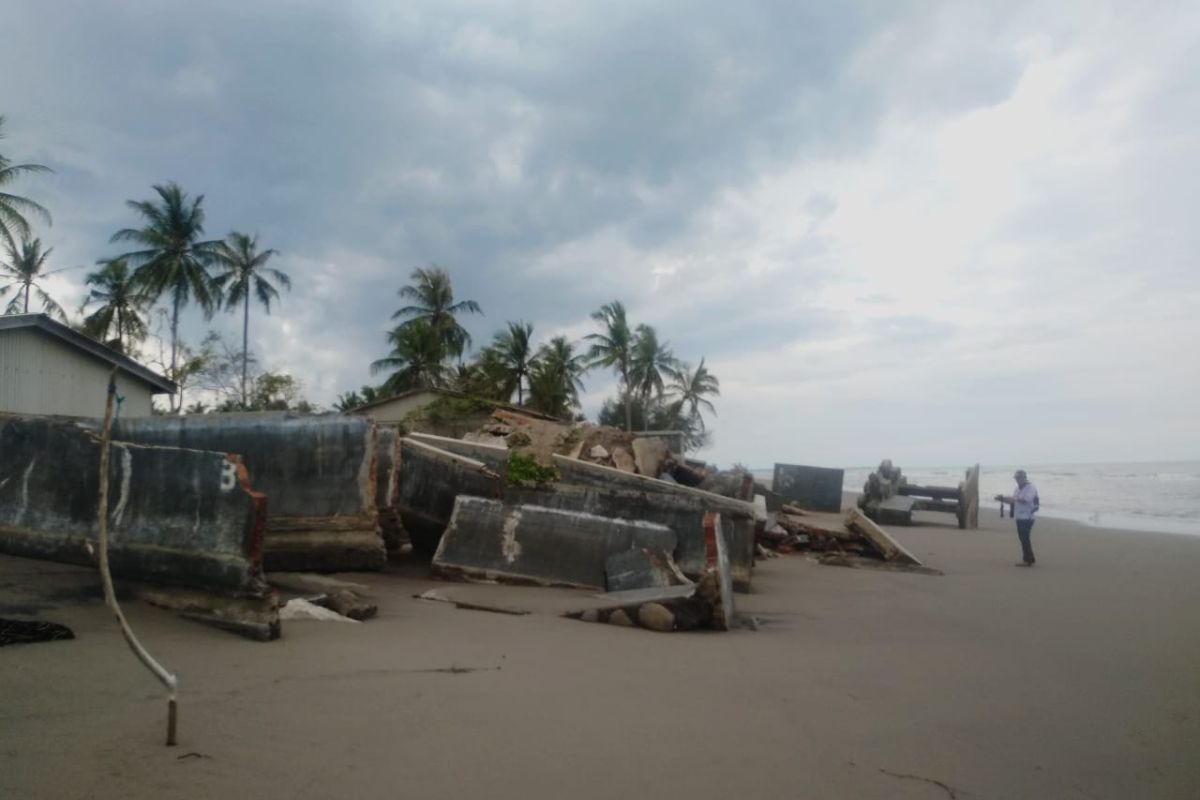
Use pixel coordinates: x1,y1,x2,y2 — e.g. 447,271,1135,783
2,503,1199,800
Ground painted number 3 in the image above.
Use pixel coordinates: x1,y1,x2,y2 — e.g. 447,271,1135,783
219,461,238,492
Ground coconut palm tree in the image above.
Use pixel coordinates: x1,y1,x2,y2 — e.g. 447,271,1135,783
371,319,448,393
391,266,481,363
585,300,635,431
0,116,52,252
528,336,588,418
109,182,222,393
666,357,720,431
212,232,290,409
80,258,150,352
630,324,678,422
0,236,66,320
486,320,537,404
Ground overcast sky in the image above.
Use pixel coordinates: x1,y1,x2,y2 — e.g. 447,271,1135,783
3,1,1197,467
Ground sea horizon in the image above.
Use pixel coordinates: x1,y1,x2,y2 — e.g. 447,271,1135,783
751,459,1200,537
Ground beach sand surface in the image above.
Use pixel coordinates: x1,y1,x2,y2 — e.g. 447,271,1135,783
2,505,1198,800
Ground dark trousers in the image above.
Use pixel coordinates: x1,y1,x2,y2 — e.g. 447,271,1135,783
1016,519,1035,564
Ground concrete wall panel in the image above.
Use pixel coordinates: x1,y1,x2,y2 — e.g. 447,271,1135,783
103,413,383,571
0,415,265,594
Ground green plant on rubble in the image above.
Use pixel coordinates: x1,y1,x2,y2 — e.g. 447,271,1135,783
506,451,560,487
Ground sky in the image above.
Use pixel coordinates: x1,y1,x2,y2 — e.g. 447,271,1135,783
2,0,1197,468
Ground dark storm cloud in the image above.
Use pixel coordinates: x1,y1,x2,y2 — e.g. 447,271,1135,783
1,1,924,339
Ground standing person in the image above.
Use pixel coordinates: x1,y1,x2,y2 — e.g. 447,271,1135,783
998,470,1040,566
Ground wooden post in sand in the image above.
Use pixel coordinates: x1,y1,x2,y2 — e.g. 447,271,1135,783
95,368,180,746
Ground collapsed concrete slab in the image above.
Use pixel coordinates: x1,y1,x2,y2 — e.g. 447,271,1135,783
404,433,757,591
433,496,677,590
605,547,687,592
396,437,504,556
549,456,755,592
0,415,267,595
845,508,922,566
101,413,384,572
136,584,281,641
566,518,733,633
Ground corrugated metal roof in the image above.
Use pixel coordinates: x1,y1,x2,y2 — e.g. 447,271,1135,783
0,313,177,393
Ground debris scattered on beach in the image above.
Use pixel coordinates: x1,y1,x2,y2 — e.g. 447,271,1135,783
414,588,531,616
0,617,75,646
279,598,360,623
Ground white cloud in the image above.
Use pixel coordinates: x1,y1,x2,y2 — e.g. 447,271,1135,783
1,1,1196,468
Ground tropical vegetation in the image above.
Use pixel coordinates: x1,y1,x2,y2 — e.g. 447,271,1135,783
109,182,223,393
0,237,66,319
0,115,721,440
212,232,290,408
0,116,51,252
80,258,149,352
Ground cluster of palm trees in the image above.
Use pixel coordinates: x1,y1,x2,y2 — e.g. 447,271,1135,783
363,269,721,440
0,117,290,412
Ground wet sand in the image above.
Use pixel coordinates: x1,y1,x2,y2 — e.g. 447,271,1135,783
2,506,1199,799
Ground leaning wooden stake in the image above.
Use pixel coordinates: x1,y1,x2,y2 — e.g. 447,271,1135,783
96,368,179,746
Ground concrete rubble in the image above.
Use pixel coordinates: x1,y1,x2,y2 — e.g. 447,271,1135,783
432,496,678,591
566,511,734,633
1,399,937,644
403,430,757,592
856,459,980,529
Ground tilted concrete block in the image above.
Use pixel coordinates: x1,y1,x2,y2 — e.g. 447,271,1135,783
433,496,677,591
396,437,504,556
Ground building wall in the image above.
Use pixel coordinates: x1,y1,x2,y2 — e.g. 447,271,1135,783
0,328,156,417
358,390,441,426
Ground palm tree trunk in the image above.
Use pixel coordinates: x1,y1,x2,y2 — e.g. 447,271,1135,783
242,293,250,409
622,365,632,432
170,293,180,412
23,282,30,314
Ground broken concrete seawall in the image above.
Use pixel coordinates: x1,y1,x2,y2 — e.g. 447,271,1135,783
405,433,756,590
396,437,503,556
0,414,266,595
103,413,384,572
432,496,678,590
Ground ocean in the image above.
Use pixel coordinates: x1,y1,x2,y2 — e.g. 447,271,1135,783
754,461,1200,537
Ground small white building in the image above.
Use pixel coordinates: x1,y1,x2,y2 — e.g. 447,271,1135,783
0,314,176,417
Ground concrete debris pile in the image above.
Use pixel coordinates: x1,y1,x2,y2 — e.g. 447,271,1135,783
394,407,754,631
567,512,734,632
856,459,980,529
463,409,696,484
756,504,924,568
404,430,756,592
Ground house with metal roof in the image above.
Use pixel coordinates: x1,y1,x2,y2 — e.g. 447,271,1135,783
0,313,176,417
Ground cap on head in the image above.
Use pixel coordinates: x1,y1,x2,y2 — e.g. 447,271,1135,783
1014,469,1027,480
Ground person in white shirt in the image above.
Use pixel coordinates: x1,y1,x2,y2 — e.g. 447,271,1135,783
998,470,1040,566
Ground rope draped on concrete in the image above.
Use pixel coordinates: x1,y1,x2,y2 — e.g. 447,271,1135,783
95,367,179,746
